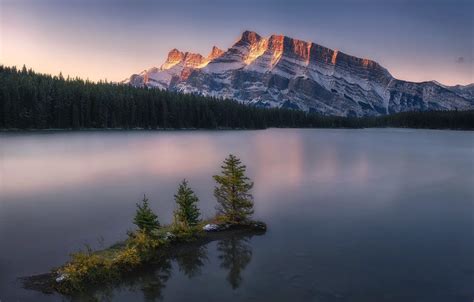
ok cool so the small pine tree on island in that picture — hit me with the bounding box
[134,194,160,234]
[173,179,201,228]
[213,154,254,224]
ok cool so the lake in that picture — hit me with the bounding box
[0,128,473,302]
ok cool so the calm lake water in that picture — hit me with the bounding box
[0,128,473,302]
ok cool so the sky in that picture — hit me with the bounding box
[1,0,472,85]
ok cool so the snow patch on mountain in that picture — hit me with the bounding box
[122,31,474,116]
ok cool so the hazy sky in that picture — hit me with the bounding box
[1,0,472,85]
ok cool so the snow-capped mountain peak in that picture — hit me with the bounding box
[123,31,474,116]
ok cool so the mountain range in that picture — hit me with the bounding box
[123,31,474,117]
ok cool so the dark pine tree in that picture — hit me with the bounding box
[213,154,254,223]
[173,179,201,228]
[133,194,160,234]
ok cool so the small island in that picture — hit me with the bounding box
[22,154,266,295]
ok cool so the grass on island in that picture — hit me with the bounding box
[52,154,266,295]
[55,219,213,294]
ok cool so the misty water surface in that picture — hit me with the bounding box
[0,129,473,301]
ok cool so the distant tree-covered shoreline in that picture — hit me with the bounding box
[1,65,473,130]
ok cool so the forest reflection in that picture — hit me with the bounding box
[72,233,257,301]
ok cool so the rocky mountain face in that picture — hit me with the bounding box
[123,31,474,116]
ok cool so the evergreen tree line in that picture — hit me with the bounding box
[1,65,472,130]
[362,110,474,130]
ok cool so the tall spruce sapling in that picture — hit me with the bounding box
[174,179,201,228]
[213,154,254,223]
[133,194,160,234]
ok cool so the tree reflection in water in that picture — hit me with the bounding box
[139,260,172,302]
[71,233,259,301]
[70,258,172,302]
[217,235,253,289]
[175,245,209,278]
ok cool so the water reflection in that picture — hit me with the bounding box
[139,263,172,302]
[72,259,172,302]
[174,245,208,278]
[69,233,258,301]
[217,236,253,289]
[0,133,221,197]
[3,129,473,302]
